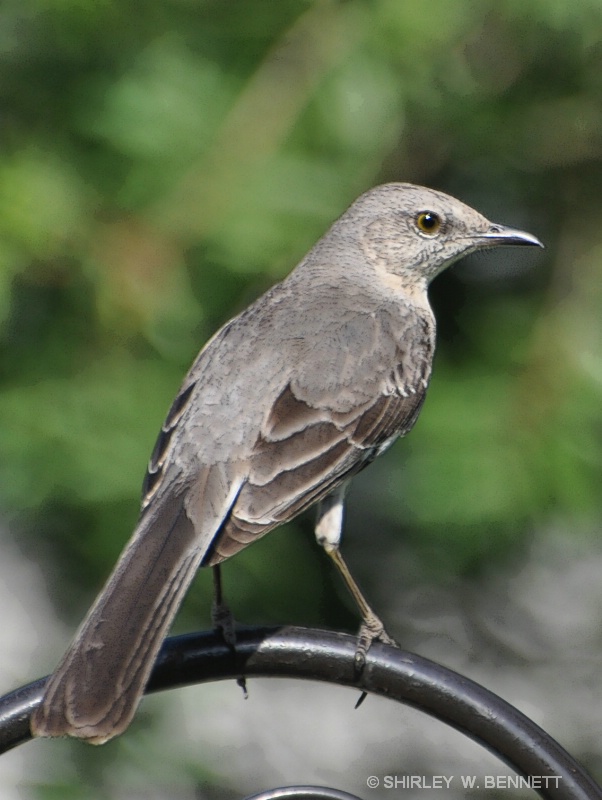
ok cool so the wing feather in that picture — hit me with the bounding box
[142,380,197,507]
[204,376,426,565]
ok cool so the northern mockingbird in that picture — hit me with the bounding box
[31,183,542,744]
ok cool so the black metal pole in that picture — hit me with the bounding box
[1,626,600,800]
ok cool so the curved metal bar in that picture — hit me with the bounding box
[1,626,600,800]
[243,786,364,800]
[0,676,46,754]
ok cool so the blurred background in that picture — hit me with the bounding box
[1,0,601,797]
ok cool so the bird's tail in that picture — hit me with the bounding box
[31,490,204,744]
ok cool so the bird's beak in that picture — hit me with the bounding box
[478,224,544,248]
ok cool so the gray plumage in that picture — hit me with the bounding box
[30,183,542,743]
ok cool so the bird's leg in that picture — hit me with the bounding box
[211,565,248,697]
[326,547,398,659]
[315,486,398,671]
[211,564,237,649]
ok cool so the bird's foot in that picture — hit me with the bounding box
[211,598,248,698]
[354,614,398,673]
[211,597,237,650]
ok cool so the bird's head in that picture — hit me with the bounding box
[340,182,542,291]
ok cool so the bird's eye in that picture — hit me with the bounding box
[415,211,442,236]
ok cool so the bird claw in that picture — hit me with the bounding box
[212,600,249,699]
[354,616,398,672]
[211,598,237,650]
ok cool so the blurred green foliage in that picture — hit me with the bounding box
[1,0,602,794]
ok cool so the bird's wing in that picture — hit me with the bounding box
[206,344,429,564]
[141,375,197,509]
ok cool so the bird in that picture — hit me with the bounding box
[30,182,542,744]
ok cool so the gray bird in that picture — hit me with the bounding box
[31,183,542,744]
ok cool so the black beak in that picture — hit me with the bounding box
[479,223,544,248]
